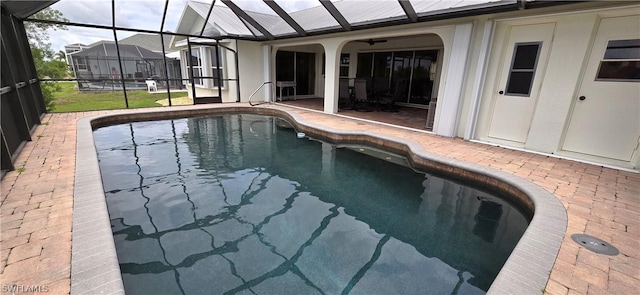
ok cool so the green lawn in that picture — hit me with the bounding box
[50,82,188,113]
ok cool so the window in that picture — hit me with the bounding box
[505,42,541,96]
[185,48,203,86]
[210,46,223,87]
[340,53,349,77]
[75,57,87,70]
[596,39,640,81]
[135,61,149,78]
[275,51,315,96]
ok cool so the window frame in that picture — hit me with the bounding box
[595,39,640,82]
[184,47,204,87]
[340,53,350,77]
[504,41,542,97]
[209,46,225,88]
[75,57,87,71]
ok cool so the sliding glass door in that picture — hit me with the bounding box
[276,51,316,96]
[356,49,439,106]
[410,50,438,105]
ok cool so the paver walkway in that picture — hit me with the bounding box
[1,104,638,294]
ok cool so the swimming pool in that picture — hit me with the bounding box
[93,113,530,294]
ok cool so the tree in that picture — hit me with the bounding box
[55,50,67,62]
[25,8,69,111]
[25,8,67,50]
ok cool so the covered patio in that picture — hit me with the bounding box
[279,97,431,131]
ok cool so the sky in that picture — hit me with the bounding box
[35,0,323,53]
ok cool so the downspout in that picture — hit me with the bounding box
[464,20,494,140]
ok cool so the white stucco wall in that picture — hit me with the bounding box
[172,1,638,169]
[472,4,639,169]
[524,13,598,153]
[236,40,266,102]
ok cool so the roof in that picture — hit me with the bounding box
[185,0,518,40]
[14,0,580,42]
[69,42,164,59]
[119,33,173,53]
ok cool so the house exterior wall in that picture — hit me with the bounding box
[266,24,455,117]
[236,40,265,103]
[173,1,638,170]
[472,4,640,169]
[181,42,233,102]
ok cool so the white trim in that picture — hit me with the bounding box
[492,3,640,23]
[434,23,473,137]
[183,47,205,87]
[358,45,444,54]
[75,57,88,70]
[464,20,494,140]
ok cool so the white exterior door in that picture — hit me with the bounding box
[487,23,555,144]
[562,15,640,162]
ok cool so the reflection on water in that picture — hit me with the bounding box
[93,114,530,295]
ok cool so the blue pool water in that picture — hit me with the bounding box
[93,114,530,295]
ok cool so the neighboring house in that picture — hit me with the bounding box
[119,33,173,53]
[119,33,184,89]
[66,40,182,90]
[64,43,90,73]
[173,0,639,171]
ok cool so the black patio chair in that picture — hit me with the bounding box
[378,79,408,112]
[339,78,354,110]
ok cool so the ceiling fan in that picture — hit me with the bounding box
[357,38,388,46]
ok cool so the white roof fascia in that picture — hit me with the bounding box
[174,37,230,48]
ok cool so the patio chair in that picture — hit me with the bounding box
[379,79,408,112]
[354,78,373,112]
[339,78,354,110]
[145,80,157,92]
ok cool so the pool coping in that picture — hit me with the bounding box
[72,104,567,295]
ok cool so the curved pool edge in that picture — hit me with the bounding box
[71,105,567,295]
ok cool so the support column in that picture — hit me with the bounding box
[322,40,342,114]
[434,23,473,137]
[262,45,272,102]
[464,20,494,140]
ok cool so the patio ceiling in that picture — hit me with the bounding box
[14,0,567,41]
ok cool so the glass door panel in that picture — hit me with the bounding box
[409,50,438,105]
[356,53,373,78]
[391,51,413,101]
[372,52,392,93]
[295,52,315,95]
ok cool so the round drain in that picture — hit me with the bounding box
[571,234,619,256]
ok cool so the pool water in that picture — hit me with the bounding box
[93,114,530,295]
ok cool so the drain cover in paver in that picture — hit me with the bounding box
[571,234,619,256]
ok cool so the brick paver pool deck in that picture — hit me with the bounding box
[1,103,638,294]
